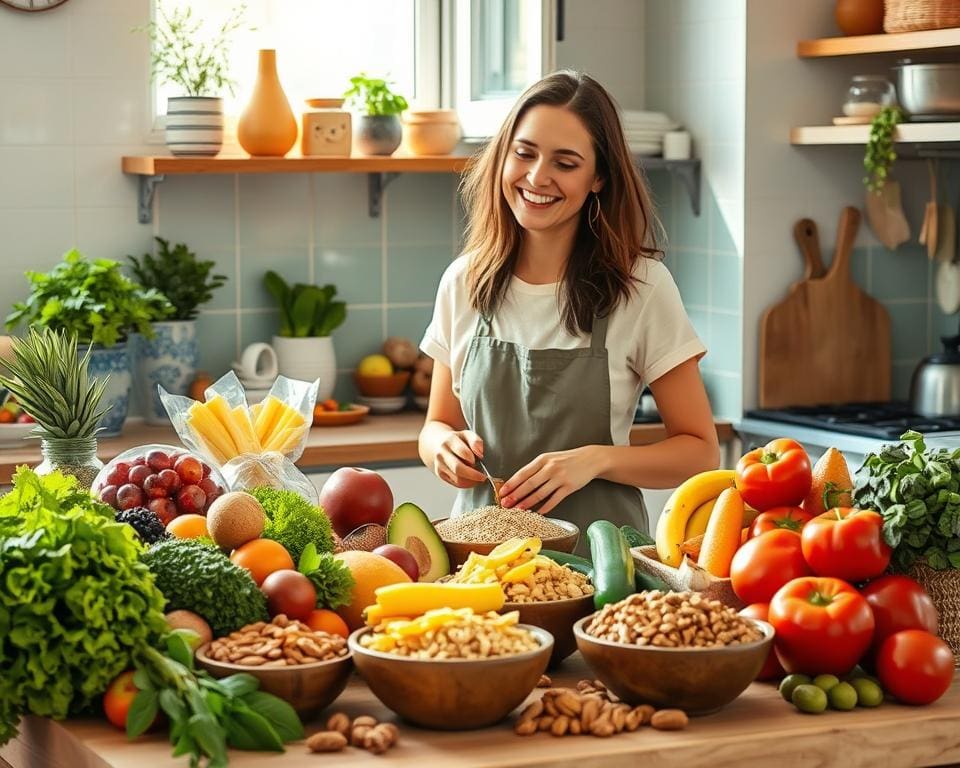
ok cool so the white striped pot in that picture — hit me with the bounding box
[165,96,224,157]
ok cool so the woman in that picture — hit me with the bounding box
[418,71,718,541]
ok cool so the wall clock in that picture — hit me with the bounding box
[0,0,70,10]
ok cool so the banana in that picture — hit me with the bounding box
[655,469,736,567]
[684,496,718,541]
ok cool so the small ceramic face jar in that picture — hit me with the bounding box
[302,98,352,156]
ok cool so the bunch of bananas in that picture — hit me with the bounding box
[654,469,737,567]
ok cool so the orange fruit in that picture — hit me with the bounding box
[698,488,744,578]
[166,514,209,539]
[230,538,295,586]
[305,609,350,639]
[333,550,412,631]
[803,447,853,518]
[0,410,13,424]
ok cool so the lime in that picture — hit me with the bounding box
[779,673,813,702]
[828,681,858,711]
[792,684,828,714]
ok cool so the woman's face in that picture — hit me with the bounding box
[501,105,602,235]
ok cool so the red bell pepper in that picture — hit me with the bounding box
[735,438,812,511]
[749,506,813,539]
[801,507,892,582]
[769,576,875,676]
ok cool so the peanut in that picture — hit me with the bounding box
[306,731,347,753]
[651,709,689,731]
[352,715,378,729]
[550,715,570,737]
[363,724,397,754]
[537,674,552,688]
[326,712,350,737]
[514,719,538,736]
[351,725,373,747]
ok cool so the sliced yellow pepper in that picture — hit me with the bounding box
[486,537,541,567]
[501,560,537,583]
[371,582,505,622]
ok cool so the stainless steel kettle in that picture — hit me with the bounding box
[911,330,960,418]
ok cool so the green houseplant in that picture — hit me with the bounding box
[5,249,172,435]
[264,270,346,400]
[128,237,228,424]
[343,73,409,156]
[864,106,903,193]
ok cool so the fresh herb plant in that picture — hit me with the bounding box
[854,430,960,571]
[128,237,228,321]
[5,249,173,347]
[343,73,409,116]
[864,106,903,193]
[263,271,346,338]
[137,2,251,97]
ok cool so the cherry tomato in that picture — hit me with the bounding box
[730,528,813,605]
[735,438,812,511]
[876,629,954,705]
[740,603,784,681]
[749,506,813,539]
[801,508,891,582]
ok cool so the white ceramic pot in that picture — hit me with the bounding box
[272,335,336,399]
[136,320,199,425]
[166,96,224,157]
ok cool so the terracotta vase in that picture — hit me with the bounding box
[834,0,884,36]
[237,49,297,157]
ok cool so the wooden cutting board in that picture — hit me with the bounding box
[759,207,891,408]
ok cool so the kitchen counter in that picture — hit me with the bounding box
[0,414,736,483]
[3,652,960,768]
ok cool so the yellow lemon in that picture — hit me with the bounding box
[357,354,394,377]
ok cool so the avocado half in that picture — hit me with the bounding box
[386,502,450,582]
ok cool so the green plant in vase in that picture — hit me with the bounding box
[129,237,228,321]
[343,73,409,155]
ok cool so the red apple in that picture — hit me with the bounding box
[103,670,139,730]
[372,544,420,581]
[319,467,394,538]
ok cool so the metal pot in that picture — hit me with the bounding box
[894,62,960,116]
[910,332,960,417]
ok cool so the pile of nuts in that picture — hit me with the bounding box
[585,591,763,649]
[504,559,594,603]
[306,712,399,755]
[515,678,688,737]
[206,614,348,666]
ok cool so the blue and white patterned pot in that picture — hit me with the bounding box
[136,320,199,425]
[85,343,132,437]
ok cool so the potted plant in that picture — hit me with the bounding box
[263,271,346,399]
[138,2,250,156]
[5,249,173,436]
[343,73,409,155]
[128,237,228,425]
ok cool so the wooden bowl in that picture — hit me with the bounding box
[195,643,353,717]
[574,616,774,715]
[348,625,553,729]
[354,371,411,398]
[436,517,579,569]
[313,403,369,426]
[504,594,595,668]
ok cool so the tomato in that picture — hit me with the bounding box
[230,539,295,586]
[260,569,318,621]
[739,603,784,681]
[801,508,891,582]
[735,438,812,511]
[306,608,350,639]
[862,575,939,650]
[876,629,954,705]
[103,670,139,730]
[730,528,813,605]
[749,506,813,539]
[769,576,875,676]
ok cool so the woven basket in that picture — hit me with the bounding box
[632,546,744,610]
[884,0,960,33]
[906,560,960,665]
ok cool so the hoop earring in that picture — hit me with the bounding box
[588,192,601,239]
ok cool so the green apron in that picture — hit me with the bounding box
[455,311,648,556]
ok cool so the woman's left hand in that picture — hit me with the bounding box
[499,446,601,515]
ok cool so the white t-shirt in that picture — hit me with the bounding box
[420,255,706,445]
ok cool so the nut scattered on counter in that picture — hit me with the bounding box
[207,614,349,666]
[586,591,762,648]
[307,713,400,755]
[514,679,688,737]
[537,674,552,688]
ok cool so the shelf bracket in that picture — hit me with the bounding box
[637,158,701,217]
[137,174,165,224]
[368,172,401,217]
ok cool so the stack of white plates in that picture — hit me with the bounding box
[621,110,680,156]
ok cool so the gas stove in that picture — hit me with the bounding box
[743,402,960,440]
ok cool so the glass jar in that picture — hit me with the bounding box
[843,75,896,118]
[35,436,103,488]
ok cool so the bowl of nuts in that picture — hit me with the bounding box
[195,615,353,716]
[348,609,553,729]
[573,591,774,715]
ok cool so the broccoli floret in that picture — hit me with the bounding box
[115,506,169,544]
[143,538,267,637]
[251,486,335,561]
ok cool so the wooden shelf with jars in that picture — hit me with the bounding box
[797,26,960,58]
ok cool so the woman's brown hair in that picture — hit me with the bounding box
[461,70,663,336]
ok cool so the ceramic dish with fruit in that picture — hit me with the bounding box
[313,398,370,426]
[0,394,37,446]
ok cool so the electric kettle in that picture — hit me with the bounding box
[910,327,960,418]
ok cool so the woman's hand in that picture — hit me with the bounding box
[499,446,602,515]
[427,428,488,489]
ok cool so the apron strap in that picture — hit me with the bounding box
[590,314,609,352]
[475,313,494,336]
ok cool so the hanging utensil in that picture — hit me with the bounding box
[865,180,910,251]
[935,162,957,263]
[921,159,939,258]
[936,182,960,315]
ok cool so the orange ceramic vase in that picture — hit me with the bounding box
[237,49,297,157]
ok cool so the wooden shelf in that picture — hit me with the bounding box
[797,27,960,57]
[121,153,472,176]
[790,121,960,145]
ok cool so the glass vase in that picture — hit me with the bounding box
[35,436,103,489]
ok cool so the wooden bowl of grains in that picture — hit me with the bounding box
[434,507,579,568]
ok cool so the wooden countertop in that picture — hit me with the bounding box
[4,652,960,768]
[0,414,736,483]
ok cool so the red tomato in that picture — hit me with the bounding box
[739,603,784,681]
[730,528,813,605]
[749,506,813,539]
[769,576,875,676]
[876,629,954,705]
[735,438,812,511]
[862,575,939,650]
[801,508,892,582]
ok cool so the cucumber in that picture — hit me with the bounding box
[620,524,655,549]
[586,520,636,609]
[540,549,593,578]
